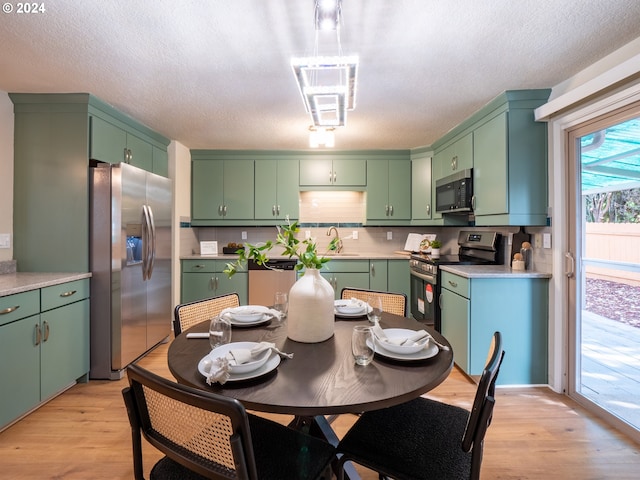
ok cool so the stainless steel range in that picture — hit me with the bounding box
[409,230,503,331]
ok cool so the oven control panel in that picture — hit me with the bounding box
[409,259,437,275]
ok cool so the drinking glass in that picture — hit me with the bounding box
[209,316,232,350]
[367,296,383,323]
[352,325,375,366]
[274,291,289,319]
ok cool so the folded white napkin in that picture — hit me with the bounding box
[372,321,428,346]
[350,298,367,310]
[186,332,209,339]
[203,342,293,385]
[220,307,283,321]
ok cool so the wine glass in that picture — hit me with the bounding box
[209,316,232,350]
[367,296,383,323]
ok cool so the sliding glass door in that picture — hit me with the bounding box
[567,103,640,440]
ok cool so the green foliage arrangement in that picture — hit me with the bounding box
[223,218,341,277]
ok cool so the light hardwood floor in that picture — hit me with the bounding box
[1,339,639,479]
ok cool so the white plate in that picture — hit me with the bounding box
[368,335,439,361]
[373,328,428,354]
[198,342,281,382]
[226,305,270,323]
[227,314,273,327]
[334,300,367,315]
[334,302,372,318]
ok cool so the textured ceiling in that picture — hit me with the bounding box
[1,0,640,150]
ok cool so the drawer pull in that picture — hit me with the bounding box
[448,280,458,288]
[59,290,77,298]
[0,305,20,315]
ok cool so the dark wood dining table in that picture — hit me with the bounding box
[167,312,453,479]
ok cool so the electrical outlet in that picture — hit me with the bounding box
[534,234,542,249]
[0,234,10,249]
[352,230,358,240]
[387,231,393,240]
[543,233,552,249]
[241,231,247,240]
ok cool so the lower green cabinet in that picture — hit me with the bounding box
[181,260,248,304]
[0,279,90,431]
[440,271,548,385]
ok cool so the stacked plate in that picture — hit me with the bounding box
[223,305,274,327]
[370,328,439,361]
[198,341,281,382]
[334,299,371,318]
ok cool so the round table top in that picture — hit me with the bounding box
[167,312,454,417]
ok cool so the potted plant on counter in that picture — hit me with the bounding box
[224,218,341,343]
[429,240,442,259]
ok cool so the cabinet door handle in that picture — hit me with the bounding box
[471,195,476,210]
[439,293,443,309]
[43,321,50,342]
[451,155,458,170]
[389,205,394,216]
[35,324,41,346]
[333,171,337,183]
[194,264,205,269]
[272,205,276,216]
[385,205,389,216]
[370,264,375,276]
[223,205,228,216]
[448,280,458,288]
[209,277,215,290]
[123,148,129,163]
[59,290,77,298]
[426,204,431,215]
[218,205,224,216]
[329,170,333,183]
[0,305,19,315]
[276,205,280,216]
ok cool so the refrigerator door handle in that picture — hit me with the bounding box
[142,205,151,281]
[147,204,157,279]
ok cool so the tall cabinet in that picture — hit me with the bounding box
[11,93,170,273]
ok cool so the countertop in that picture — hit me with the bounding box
[440,264,552,279]
[181,251,412,261]
[0,272,92,297]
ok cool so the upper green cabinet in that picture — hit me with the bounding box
[191,158,255,224]
[366,157,411,224]
[90,116,154,172]
[299,155,366,187]
[472,92,550,225]
[411,151,432,222]
[10,93,169,272]
[255,159,299,221]
[434,132,473,178]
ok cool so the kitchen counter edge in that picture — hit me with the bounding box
[440,264,552,279]
[181,252,411,261]
[0,272,92,297]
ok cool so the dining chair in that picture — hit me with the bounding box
[173,292,240,336]
[336,331,504,480]
[340,287,407,317]
[122,364,336,480]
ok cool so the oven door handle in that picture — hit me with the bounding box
[410,270,436,283]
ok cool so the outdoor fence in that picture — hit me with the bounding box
[585,223,640,286]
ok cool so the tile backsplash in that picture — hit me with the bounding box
[182,193,553,273]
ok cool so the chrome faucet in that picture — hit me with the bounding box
[326,226,343,253]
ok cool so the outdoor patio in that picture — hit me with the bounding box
[581,310,640,430]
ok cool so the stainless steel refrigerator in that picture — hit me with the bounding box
[89,162,172,379]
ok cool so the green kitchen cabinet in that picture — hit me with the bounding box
[368,260,388,291]
[434,132,473,178]
[299,156,366,187]
[89,111,160,174]
[472,91,550,225]
[181,260,248,304]
[191,159,255,224]
[319,260,370,299]
[411,152,433,221]
[152,145,169,178]
[388,259,410,308]
[10,93,170,273]
[440,270,548,385]
[255,159,299,221]
[0,279,90,431]
[366,158,411,224]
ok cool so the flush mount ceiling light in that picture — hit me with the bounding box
[309,126,335,148]
[291,0,358,131]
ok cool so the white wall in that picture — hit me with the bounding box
[168,140,191,309]
[0,92,13,262]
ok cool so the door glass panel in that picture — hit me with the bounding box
[572,113,640,432]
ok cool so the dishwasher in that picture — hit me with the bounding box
[248,259,297,306]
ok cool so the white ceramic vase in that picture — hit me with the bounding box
[430,248,440,259]
[287,268,335,343]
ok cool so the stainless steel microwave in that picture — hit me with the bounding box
[435,169,473,213]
